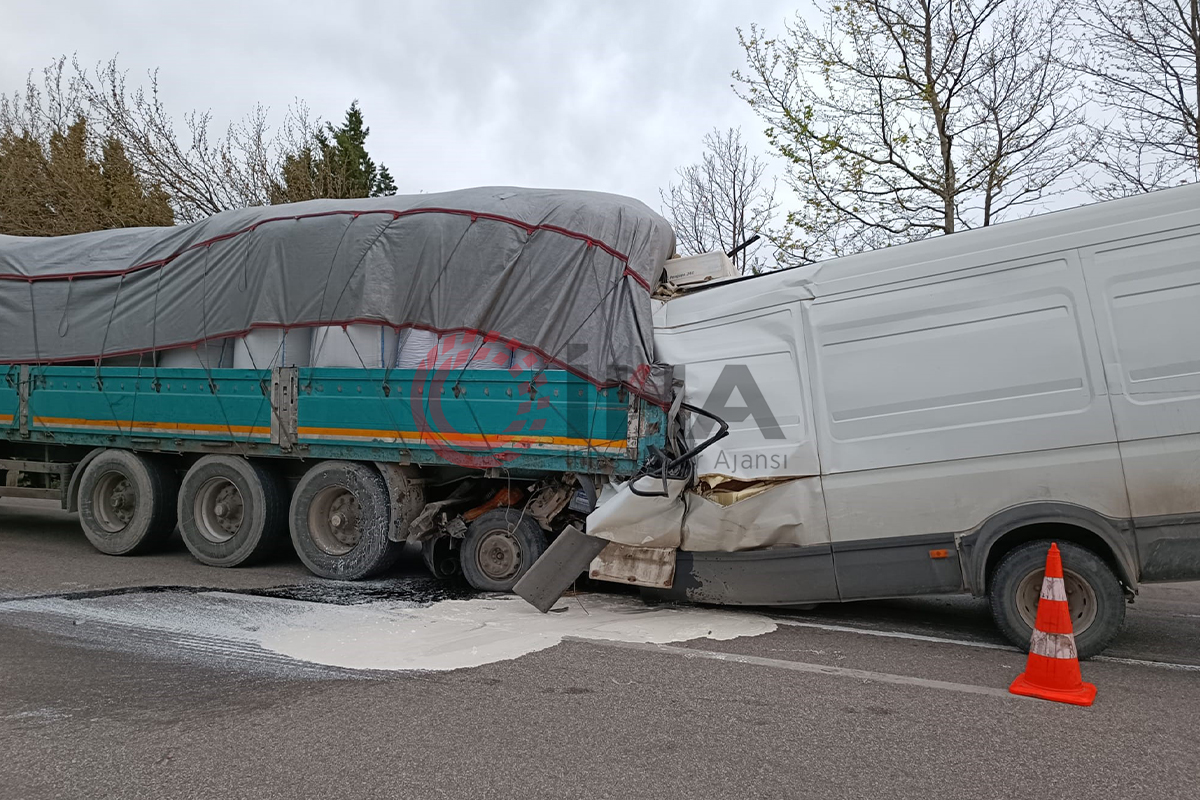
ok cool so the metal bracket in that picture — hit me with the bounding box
[270,367,298,451]
[626,399,641,458]
[374,462,427,542]
[17,365,30,439]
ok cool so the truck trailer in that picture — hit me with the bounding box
[4,184,1200,658]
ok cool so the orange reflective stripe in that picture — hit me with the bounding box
[32,416,269,436]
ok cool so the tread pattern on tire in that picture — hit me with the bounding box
[289,460,399,581]
[77,450,178,556]
[459,508,548,592]
[988,539,1126,660]
[178,455,286,568]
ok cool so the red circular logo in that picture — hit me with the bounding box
[408,330,550,468]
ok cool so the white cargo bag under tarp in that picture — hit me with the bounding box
[395,328,441,369]
[435,332,513,370]
[158,338,234,369]
[311,325,398,368]
[511,348,546,372]
[233,328,312,369]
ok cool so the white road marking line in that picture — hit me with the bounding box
[769,617,1017,651]
[1094,655,1200,672]
[769,617,1200,672]
[566,637,1021,700]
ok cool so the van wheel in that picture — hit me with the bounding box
[77,450,177,555]
[988,540,1125,659]
[289,461,399,580]
[178,456,285,567]
[459,509,547,592]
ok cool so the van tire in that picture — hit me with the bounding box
[178,456,285,567]
[459,509,547,592]
[989,539,1125,659]
[77,450,178,556]
[289,461,399,580]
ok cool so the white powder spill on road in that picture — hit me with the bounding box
[1,590,775,672]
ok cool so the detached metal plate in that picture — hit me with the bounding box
[589,542,676,589]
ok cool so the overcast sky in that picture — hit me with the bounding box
[3,0,804,209]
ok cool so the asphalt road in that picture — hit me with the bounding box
[2,498,1199,800]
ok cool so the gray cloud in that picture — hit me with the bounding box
[3,0,800,211]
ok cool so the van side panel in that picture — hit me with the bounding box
[1082,226,1200,581]
[808,250,1128,597]
[809,253,1116,473]
[654,298,821,481]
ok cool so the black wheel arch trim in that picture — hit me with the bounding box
[959,501,1138,596]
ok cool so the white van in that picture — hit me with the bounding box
[644,182,1200,658]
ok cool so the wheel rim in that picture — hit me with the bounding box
[477,529,522,581]
[307,486,360,556]
[1016,566,1099,635]
[193,477,244,544]
[92,470,136,533]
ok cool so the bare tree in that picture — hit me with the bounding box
[1,57,357,225]
[1071,0,1200,197]
[0,59,173,235]
[660,127,779,274]
[77,58,321,222]
[735,0,1087,261]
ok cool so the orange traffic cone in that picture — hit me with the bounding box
[1008,543,1097,706]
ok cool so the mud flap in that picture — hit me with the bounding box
[513,524,609,613]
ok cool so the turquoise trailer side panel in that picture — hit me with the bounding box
[5,366,664,475]
[296,368,638,471]
[1,366,18,432]
[26,368,273,444]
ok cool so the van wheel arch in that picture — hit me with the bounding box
[960,502,1138,596]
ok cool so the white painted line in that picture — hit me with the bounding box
[769,617,1200,672]
[1094,655,1200,672]
[769,617,1018,651]
[565,637,1021,700]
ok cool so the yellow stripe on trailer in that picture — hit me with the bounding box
[297,425,626,451]
[32,416,271,438]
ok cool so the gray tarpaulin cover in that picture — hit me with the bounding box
[0,187,675,402]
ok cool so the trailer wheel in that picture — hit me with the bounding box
[459,509,547,592]
[988,539,1126,659]
[178,456,285,567]
[77,450,177,556]
[289,461,399,580]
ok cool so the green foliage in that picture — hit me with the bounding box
[275,101,396,202]
[0,116,173,236]
[734,0,1086,263]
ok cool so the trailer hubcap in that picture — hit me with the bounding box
[309,487,360,556]
[1016,567,1098,636]
[93,472,135,533]
[478,530,522,581]
[194,477,244,544]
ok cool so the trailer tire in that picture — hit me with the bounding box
[178,456,286,567]
[459,509,547,592]
[77,450,178,556]
[989,539,1125,660]
[289,461,399,580]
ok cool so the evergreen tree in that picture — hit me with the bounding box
[374,164,397,197]
[275,101,395,201]
[0,116,172,236]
